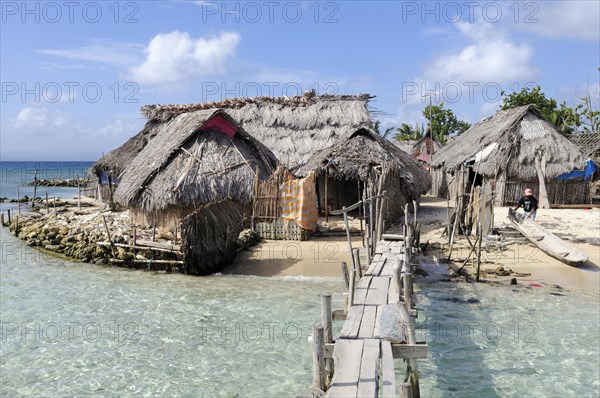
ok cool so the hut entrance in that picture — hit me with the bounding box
[318,177,361,216]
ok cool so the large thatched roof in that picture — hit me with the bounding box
[139,93,373,168]
[114,109,277,212]
[431,105,587,180]
[295,128,431,198]
[91,120,161,176]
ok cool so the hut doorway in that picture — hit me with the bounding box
[318,177,360,214]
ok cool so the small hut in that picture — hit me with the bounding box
[113,109,277,275]
[412,133,442,166]
[430,105,591,206]
[295,128,432,224]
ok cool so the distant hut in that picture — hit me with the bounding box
[90,120,161,202]
[114,109,277,275]
[295,128,432,223]
[431,105,591,206]
[393,133,442,166]
[412,132,442,166]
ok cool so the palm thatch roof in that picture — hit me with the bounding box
[90,120,161,176]
[295,128,431,199]
[140,93,373,168]
[431,105,587,180]
[113,109,277,213]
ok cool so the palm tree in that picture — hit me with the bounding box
[373,120,396,139]
[394,123,423,141]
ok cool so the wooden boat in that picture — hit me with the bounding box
[507,209,589,266]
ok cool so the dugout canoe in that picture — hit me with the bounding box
[507,209,589,266]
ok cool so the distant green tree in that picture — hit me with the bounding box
[500,85,583,135]
[423,103,470,144]
[393,123,423,141]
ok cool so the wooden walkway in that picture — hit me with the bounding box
[307,235,428,398]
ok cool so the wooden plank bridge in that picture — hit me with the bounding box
[304,201,428,398]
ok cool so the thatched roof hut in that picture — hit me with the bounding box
[140,93,373,168]
[296,128,431,222]
[431,105,590,205]
[113,109,277,275]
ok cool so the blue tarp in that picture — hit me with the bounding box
[556,159,597,180]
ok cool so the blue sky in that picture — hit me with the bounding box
[1,0,598,160]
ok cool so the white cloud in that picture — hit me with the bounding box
[11,107,71,130]
[422,21,538,84]
[97,118,145,138]
[515,1,599,41]
[38,41,143,67]
[129,31,241,85]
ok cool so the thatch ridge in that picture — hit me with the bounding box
[431,105,587,179]
[296,127,431,199]
[114,109,277,212]
[137,93,373,168]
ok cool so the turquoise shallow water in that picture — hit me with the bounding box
[1,226,599,397]
[416,282,600,397]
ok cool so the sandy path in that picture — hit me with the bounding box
[224,196,599,293]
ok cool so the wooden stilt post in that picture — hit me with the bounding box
[310,324,327,394]
[353,247,362,278]
[348,265,356,309]
[77,176,81,210]
[324,171,329,223]
[32,170,38,208]
[45,191,49,213]
[399,303,420,397]
[7,209,11,225]
[102,215,116,258]
[393,257,403,301]
[1,213,4,227]
[377,192,386,242]
[402,259,413,310]
[342,206,355,271]
[400,382,413,398]
[340,261,349,290]
[476,220,483,282]
[16,187,21,215]
[368,197,374,257]
[320,293,334,385]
